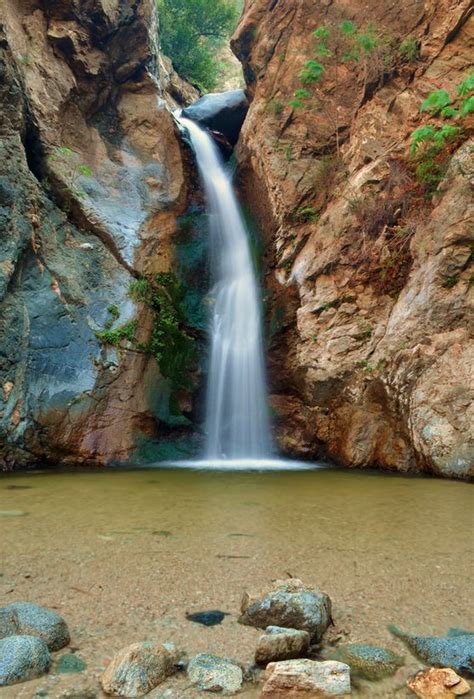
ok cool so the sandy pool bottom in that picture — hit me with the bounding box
[0,467,473,698]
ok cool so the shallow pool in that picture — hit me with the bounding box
[1,466,473,697]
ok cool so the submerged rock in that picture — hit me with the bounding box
[407,667,471,698]
[100,641,179,697]
[327,643,404,680]
[182,90,249,145]
[187,653,243,694]
[0,635,50,686]
[239,578,332,642]
[0,602,70,651]
[261,658,351,697]
[186,610,229,627]
[255,626,310,666]
[389,626,474,676]
[55,653,87,674]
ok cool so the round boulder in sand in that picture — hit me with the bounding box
[0,635,51,686]
[255,626,310,666]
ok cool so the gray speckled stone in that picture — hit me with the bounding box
[240,578,332,642]
[327,643,404,680]
[187,653,243,695]
[389,625,474,676]
[101,641,179,697]
[1,602,70,651]
[0,635,51,686]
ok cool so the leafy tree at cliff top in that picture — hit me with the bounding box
[157,0,239,91]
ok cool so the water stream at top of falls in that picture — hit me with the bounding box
[178,116,272,461]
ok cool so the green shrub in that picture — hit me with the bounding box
[293,205,319,223]
[48,146,93,200]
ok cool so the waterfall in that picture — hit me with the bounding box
[178,117,272,461]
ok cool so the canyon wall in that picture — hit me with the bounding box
[233,0,473,478]
[0,0,202,468]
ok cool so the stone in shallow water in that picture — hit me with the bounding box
[327,643,404,680]
[389,625,474,676]
[0,635,51,686]
[100,641,179,697]
[56,653,87,674]
[239,578,332,642]
[186,610,229,626]
[407,667,471,697]
[187,653,243,694]
[0,602,70,651]
[255,626,310,666]
[261,658,351,697]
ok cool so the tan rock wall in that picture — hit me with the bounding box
[234,0,473,477]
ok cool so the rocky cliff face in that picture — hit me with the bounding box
[0,0,202,468]
[233,0,473,478]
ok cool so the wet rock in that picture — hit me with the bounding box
[389,626,474,676]
[182,90,249,145]
[186,610,229,626]
[187,653,243,695]
[261,659,351,697]
[407,667,471,697]
[239,578,332,642]
[255,626,311,666]
[0,602,70,651]
[326,643,404,680]
[0,635,51,686]
[100,641,179,697]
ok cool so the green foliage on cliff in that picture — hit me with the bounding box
[129,273,197,391]
[157,0,239,91]
[410,74,473,192]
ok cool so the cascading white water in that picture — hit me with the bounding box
[178,116,272,460]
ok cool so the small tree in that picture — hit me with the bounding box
[157,0,239,91]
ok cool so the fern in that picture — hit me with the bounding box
[300,60,324,84]
[410,125,436,154]
[458,74,474,97]
[461,95,474,116]
[420,89,451,115]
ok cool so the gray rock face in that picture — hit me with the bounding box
[187,653,243,695]
[182,90,249,145]
[100,641,179,697]
[389,626,474,676]
[327,643,404,680]
[262,659,351,697]
[0,602,70,651]
[255,626,311,666]
[239,579,332,642]
[0,635,51,686]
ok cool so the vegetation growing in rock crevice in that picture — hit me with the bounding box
[48,147,93,200]
[96,273,197,396]
[409,75,474,193]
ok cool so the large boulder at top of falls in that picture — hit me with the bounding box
[239,578,332,642]
[182,90,249,145]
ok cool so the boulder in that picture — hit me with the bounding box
[239,579,332,642]
[255,626,311,666]
[326,643,404,680]
[0,635,51,686]
[100,641,179,697]
[407,667,471,698]
[187,653,243,695]
[0,602,70,651]
[389,626,474,675]
[261,659,351,697]
[182,90,249,145]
